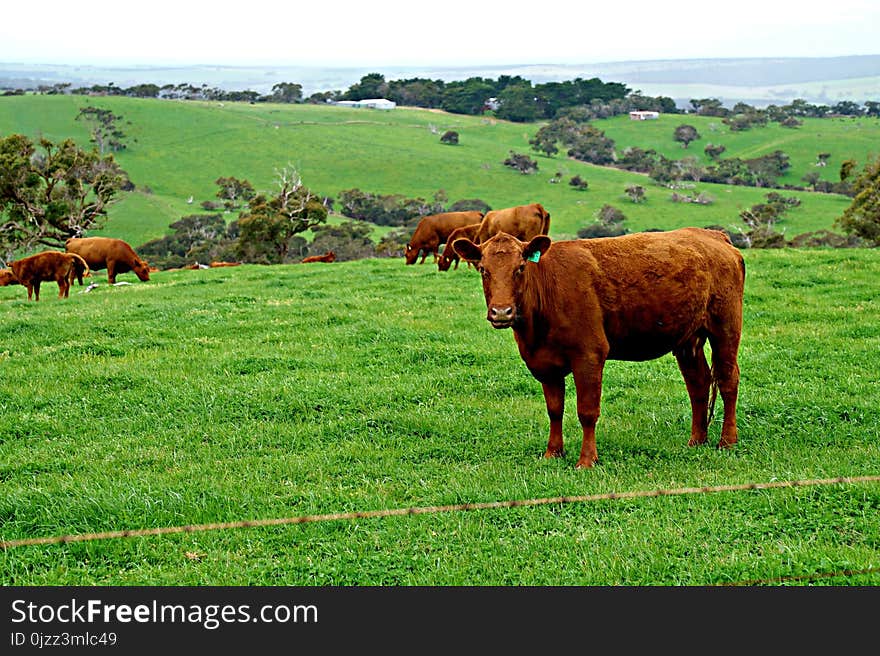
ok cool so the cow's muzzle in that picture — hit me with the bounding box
[488,306,514,329]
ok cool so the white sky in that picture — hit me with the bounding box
[2,0,879,66]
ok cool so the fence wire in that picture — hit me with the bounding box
[3,475,878,555]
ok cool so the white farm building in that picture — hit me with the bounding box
[332,98,397,110]
[629,110,660,120]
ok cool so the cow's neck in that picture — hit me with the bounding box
[513,265,553,346]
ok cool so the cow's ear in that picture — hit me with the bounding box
[523,236,551,263]
[453,238,482,263]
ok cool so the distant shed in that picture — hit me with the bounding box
[333,98,397,110]
[629,110,660,120]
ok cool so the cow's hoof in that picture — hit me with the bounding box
[575,457,597,469]
[543,448,565,459]
[688,436,708,447]
[716,438,737,450]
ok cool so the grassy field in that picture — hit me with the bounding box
[0,95,870,250]
[1,249,878,585]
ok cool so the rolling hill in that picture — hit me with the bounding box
[0,93,876,251]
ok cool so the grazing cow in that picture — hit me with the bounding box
[9,251,90,301]
[405,211,484,265]
[475,203,550,244]
[65,237,151,284]
[437,223,481,271]
[453,228,745,469]
[301,251,336,263]
[0,269,20,286]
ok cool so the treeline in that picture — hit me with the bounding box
[9,74,879,122]
[9,74,675,122]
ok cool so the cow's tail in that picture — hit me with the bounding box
[707,364,719,425]
[69,253,90,285]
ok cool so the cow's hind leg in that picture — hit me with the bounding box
[674,335,711,446]
[571,357,605,469]
[708,334,740,449]
[541,377,566,459]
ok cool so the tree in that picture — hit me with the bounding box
[235,166,328,263]
[440,130,459,145]
[577,204,628,238]
[569,175,589,191]
[270,82,303,104]
[215,176,256,211]
[76,106,128,153]
[343,73,387,101]
[835,155,880,246]
[704,143,726,160]
[673,124,701,148]
[625,185,645,203]
[0,134,127,260]
[503,151,539,175]
[494,82,539,122]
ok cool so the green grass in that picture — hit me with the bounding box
[1,249,878,585]
[0,95,871,248]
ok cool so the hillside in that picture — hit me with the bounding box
[0,94,874,250]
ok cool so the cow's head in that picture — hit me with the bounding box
[404,243,419,265]
[0,268,20,286]
[436,250,456,272]
[454,232,551,329]
[132,258,151,281]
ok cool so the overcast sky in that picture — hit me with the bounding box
[3,0,879,67]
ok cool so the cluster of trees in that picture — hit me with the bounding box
[137,166,329,267]
[689,97,880,120]
[0,133,129,261]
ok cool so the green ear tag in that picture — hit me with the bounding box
[527,251,541,263]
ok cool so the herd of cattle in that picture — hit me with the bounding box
[0,237,151,301]
[1,202,746,468]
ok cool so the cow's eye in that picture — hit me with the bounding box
[517,263,525,274]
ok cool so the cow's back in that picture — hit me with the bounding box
[539,228,743,361]
[413,211,483,245]
[477,203,550,243]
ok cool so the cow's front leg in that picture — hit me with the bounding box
[541,377,565,459]
[572,358,605,468]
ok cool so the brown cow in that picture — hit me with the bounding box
[453,228,744,469]
[65,237,151,284]
[475,203,550,244]
[301,251,336,263]
[9,251,90,301]
[0,269,20,286]
[437,223,481,271]
[405,211,484,265]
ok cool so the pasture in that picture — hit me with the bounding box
[0,95,870,249]
[1,249,878,585]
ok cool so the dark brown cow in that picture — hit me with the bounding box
[405,211,484,265]
[0,269,20,286]
[453,228,745,469]
[437,223,481,271]
[65,237,150,284]
[9,251,90,301]
[475,203,550,244]
[301,251,336,263]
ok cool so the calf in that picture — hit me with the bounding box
[301,251,336,263]
[453,228,745,468]
[437,223,480,271]
[9,251,90,301]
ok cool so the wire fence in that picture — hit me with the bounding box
[3,474,878,582]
